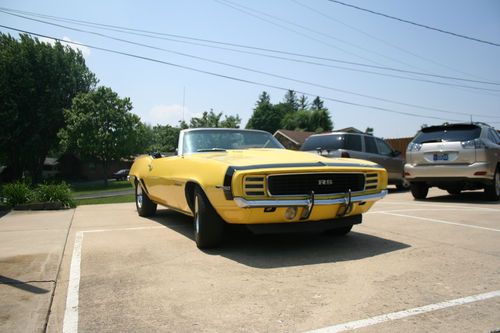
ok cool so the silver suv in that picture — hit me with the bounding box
[405,123,500,200]
[301,132,407,190]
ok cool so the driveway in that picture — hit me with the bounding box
[1,189,499,332]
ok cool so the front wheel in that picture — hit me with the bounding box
[135,182,157,217]
[410,182,428,200]
[193,187,225,249]
[484,168,500,201]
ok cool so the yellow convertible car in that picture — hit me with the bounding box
[129,128,387,248]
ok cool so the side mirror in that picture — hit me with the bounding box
[392,150,401,157]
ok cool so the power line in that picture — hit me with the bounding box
[291,0,491,81]
[2,10,500,98]
[1,6,498,87]
[0,24,472,123]
[3,10,500,117]
[213,0,384,66]
[326,0,500,47]
[216,0,429,71]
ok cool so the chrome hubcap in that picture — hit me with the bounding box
[136,185,143,209]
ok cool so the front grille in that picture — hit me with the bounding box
[365,173,378,190]
[243,175,265,196]
[267,173,365,196]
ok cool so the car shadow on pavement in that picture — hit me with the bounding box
[418,191,500,205]
[147,209,411,269]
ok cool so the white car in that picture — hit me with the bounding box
[405,122,500,200]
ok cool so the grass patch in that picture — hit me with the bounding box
[75,194,135,206]
[71,181,132,196]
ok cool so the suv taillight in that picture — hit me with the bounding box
[407,143,422,152]
[461,139,485,149]
[341,151,350,158]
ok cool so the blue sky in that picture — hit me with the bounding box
[1,0,499,138]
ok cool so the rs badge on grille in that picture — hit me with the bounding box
[318,179,333,185]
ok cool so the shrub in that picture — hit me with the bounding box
[34,182,76,208]
[2,182,32,206]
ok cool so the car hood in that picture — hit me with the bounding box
[184,148,379,168]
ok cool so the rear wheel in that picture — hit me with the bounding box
[396,179,410,191]
[484,168,500,201]
[135,182,157,217]
[193,187,225,248]
[410,182,428,200]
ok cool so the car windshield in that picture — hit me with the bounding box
[183,129,284,154]
[413,124,481,144]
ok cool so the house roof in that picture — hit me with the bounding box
[333,127,365,134]
[274,129,315,145]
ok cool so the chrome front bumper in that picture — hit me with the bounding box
[234,190,387,208]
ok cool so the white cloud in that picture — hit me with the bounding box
[39,36,91,58]
[140,104,198,127]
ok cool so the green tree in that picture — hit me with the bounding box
[189,109,241,128]
[281,96,333,132]
[0,33,97,182]
[246,91,285,134]
[59,86,144,185]
[365,127,374,135]
[310,96,324,110]
[148,125,181,153]
[298,95,309,110]
[283,90,299,112]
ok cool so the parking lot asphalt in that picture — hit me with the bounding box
[1,188,499,333]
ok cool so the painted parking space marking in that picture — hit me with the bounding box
[63,226,165,333]
[368,208,477,214]
[376,201,500,212]
[374,211,500,232]
[307,290,500,333]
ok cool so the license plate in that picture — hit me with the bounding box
[433,153,448,161]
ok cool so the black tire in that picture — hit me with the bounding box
[484,168,500,201]
[326,225,353,236]
[396,179,410,191]
[410,182,428,200]
[447,188,462,195]
[135,181,157,217]
[193,187,225,249]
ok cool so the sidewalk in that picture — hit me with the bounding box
[0,209,74,333]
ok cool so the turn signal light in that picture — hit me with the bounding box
[285,207,297,220]
[474,171,487,176]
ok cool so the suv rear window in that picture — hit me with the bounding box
[301,134,362,151]
[413,124,481,144]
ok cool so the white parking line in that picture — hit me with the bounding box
[63,226,165,333]
[377,201,500,212]
[375,211,500,232]
[62,231,83,333]
[307,290,500,333]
